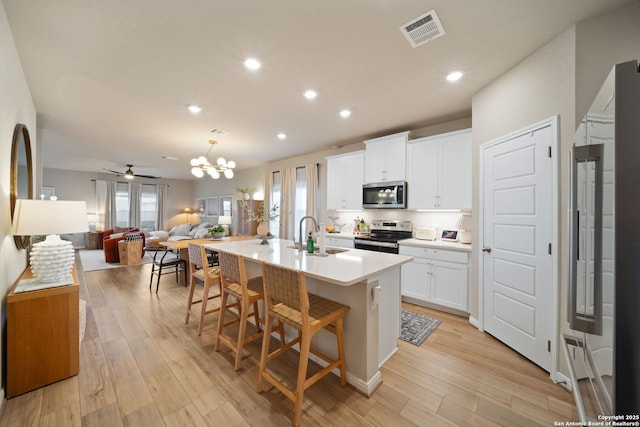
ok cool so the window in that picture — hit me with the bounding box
[270,166,316,241]
[115,182,129,227]
[114,183,159,229]
[140,184,157,229]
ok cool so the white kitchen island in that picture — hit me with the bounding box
[203,238,412,396]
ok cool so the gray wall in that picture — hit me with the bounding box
[471,1,640,375]
[42,169,196,230]
[0,2,37,399]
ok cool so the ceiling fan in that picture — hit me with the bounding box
[103,164,161,180]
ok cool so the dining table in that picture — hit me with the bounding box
[160,235,255,283]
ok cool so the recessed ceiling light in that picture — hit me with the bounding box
[187,105,202,114]
[277,133,287,140]
[339,109,351,118]
[446,71,463,82]
[244,57,261,71]
[304,90,317,100]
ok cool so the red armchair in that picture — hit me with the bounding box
[103,229,146,263]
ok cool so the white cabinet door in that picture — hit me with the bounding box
[407,139,438,209]
[364,131,408,183]
[439,131,471,210]
[406,129,471,210]
[430,259,468,311]
[401,258,429,300]
[327,151,364,210]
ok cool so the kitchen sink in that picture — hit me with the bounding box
[287,245,348,255]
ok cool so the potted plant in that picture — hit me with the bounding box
[235,186,256,200]
[240,201,279,236]
[207,225,226,239]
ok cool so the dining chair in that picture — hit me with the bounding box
[214,251,284,370]
[257,261,350,427]
[185,243,221,335]
[146,246,186,293]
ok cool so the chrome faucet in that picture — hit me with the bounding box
[298,216,318,252]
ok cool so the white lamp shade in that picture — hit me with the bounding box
[217,215,232,225]
[12,200,89,236]
[86,214,99,224]
[456,214,472,231]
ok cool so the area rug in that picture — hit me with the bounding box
[78,249,152,272]
[400,309,441,346]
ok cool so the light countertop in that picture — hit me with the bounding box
[203,238,412,286]
[399,238,472,253]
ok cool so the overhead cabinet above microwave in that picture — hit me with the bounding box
[406,128,471,210]
[364,131,409,183]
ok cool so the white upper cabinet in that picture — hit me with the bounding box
[363,131,409,183]
[407,129,471,210]
[326,150,364,210]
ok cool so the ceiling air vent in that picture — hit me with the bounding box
[400,9,445,48]
[210,128,229,136]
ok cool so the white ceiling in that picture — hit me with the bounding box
[3,0,634,180]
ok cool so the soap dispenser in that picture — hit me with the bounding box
[307,232,314,254]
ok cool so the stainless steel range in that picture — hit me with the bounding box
[353,220,412,254]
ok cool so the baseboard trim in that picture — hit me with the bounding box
[0,388,5,420]
[468,316,480,330]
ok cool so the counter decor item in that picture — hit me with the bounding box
[456,213,472,244]
[208,225,226,239]
[12,200,89,284]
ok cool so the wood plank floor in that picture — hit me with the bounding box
[1,256,576,426]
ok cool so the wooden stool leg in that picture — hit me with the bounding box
[252,301,261,332]
[234,299,249,370]
[336,318,347,386]
[257,313,274,393]
[214,290,230,352]
[197,280,211,336]
[293,333,311,427]
[185,276,197,324]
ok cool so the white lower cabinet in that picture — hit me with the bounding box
[325,236,354,249]
[399,245,469,312]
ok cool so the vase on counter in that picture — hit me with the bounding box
[257,222,269,236]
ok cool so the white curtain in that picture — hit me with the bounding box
[262,172,273,234]
[278,167,296,240]
[305,163,319,231]
[156,184,169,230]
[95,180,117,230]
[129,182,142,228]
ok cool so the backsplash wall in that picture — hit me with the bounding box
[325,209,469,236]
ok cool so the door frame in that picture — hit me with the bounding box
[478,115,560,381]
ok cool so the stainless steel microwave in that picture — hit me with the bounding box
[362,181,407,209]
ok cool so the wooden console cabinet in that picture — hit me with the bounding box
[6,266,79,398]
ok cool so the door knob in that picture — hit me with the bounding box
[482,246,492,253]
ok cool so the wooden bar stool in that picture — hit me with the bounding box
[214,251,283,370]
[185,243,221,335]
[257,262,350,427]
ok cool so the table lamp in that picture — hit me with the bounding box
[182,207,193,224]
[12,200,89,283]
[218,215,232,235]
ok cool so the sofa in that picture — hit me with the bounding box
[146,222,218,247]
[102,228,146,263]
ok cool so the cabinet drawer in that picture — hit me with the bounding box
[399,245,468,264]
[326,237,354,249]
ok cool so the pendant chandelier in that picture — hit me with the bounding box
[190,140,235,179]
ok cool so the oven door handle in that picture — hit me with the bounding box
[355,240,398,248]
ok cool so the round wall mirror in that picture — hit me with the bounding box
[10,123,34,249]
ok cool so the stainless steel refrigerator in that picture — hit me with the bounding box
[564,59,640,419]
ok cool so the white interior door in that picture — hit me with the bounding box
[482,123,555,371]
